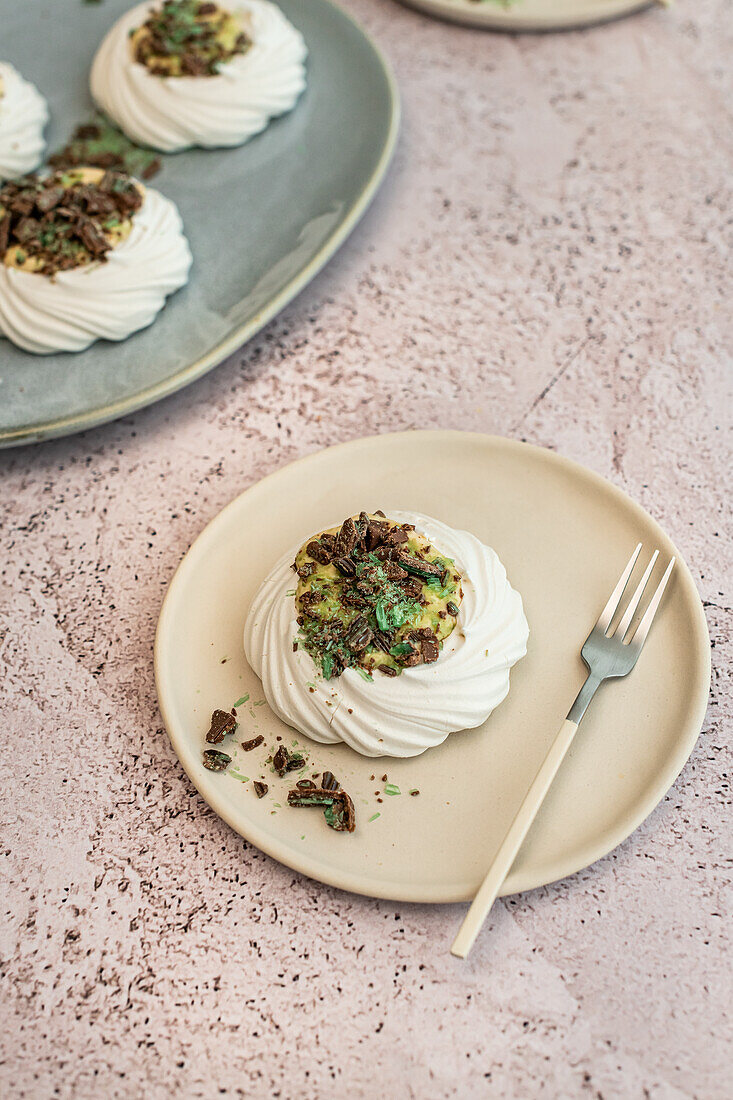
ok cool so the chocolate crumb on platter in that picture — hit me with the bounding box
[240,734,264,751]
[49,115,161,179]
[253,780,268,798]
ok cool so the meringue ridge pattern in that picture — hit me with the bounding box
[90,0,308,152]
[244,511,530,758]
[0,62,49,181]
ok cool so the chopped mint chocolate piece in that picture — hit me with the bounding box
[202,749,231,771]
[205,708,237,744]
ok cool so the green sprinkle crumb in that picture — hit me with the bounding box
[233,694,249,707]
[384,783,401,796]
[369,812,381,822]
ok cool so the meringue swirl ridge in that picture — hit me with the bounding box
[0,62,49,180]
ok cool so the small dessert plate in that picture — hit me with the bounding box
[394,0,658,33]
[155,432,710,903]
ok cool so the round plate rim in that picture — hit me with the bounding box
[154,430,711,903]
[0,0,401,449]
[393,0,656,33]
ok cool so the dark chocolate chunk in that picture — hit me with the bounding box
[272,745,290,776]
[287,786,356,833]
[324,790,356,832]
[241,734,265,751]
[335,516,359,556]
[346,615,373,653]
[446,601,459,616]
[287,787,337,808]
[202,749,231,772]
[253,781,268,798]
[398,555,444,579]
[321,771,340,791]
[306,540,333,565]
[205,708,237,744]
[334,556,357,577]
[383,527,409,548]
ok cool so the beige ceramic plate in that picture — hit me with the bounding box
[396,0,657,32]
[155,432,710,903]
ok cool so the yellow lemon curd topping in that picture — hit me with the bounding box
[130,0,251,77]
[293,512,464,680]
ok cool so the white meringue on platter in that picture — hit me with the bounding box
[0,62,49,180]
[244,511,529,759]
[90,0,307,153]
[0,170,192,355]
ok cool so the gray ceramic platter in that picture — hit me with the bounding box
[0,0,399,447]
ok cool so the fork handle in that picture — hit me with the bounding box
[451,717,581,959]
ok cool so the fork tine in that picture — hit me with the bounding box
[596,543,642,633]
[629,557,675,648]
[616,550,659,641]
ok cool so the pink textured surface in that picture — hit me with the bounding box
[1,1,731,1097]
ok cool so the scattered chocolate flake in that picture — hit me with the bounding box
[202,749,231,771]
[205,708,237,744]
[446,601,459,616]
[253,781,268,798]
[287,786,356,833]
[272,745,290,777]
[272,744,305,776]
[381,774,388,782]
[48,115,161,180]
[321,771,340,791]
[240,734,264,751]
[410,789,420,796]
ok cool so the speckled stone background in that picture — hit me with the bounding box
[1,1,731,1097]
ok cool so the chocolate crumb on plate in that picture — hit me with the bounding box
[253,781,268,798]
[241,734,264,751]
[202,749,231,771]
[287,786,356,833]
[205,708,237,744]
